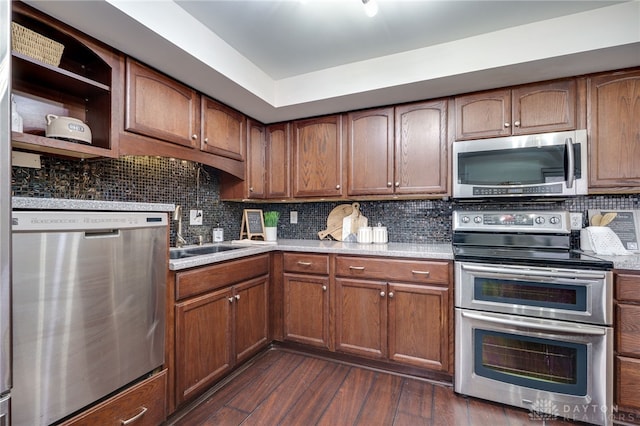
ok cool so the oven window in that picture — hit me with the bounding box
[457,144,581,185]
[474,278,587,311]
[474,329,587,395]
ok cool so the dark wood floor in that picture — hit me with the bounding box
[168,349,577,426]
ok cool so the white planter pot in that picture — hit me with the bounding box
[265,227,277,241]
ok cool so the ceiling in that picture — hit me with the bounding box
[24,0,640,124]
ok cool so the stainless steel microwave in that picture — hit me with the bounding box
[452,129,588,199]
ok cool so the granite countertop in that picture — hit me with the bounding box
[12,197,175,212]
[169,239,454,271]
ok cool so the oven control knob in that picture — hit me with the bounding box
[549,216,560,225]
[461,216,470,224]
[535,216,545,224]
[474,216,482,224]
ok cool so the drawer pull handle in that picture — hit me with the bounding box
[412,270,430,277]
[121,407,148,425]
[349,266,365,271]
[297,261,312,266]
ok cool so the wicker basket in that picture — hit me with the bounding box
[11,22,64,67]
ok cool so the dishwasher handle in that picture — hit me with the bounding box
[84,229,121,238]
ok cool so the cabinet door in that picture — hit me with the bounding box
[283,273,330,349]
[454,89,511,140]
[512,80,576,135]
[347,108,394,196]
[395,100,448,194]
[201,96,246,160]
[616,356,640,412]
[246,119,266,199]
[292,115,343,198]
[175,288,233,405]
[266,123,291,199]
[335,278,387,360]
[388,283,449,371]
[234,276,269,364]
[588,70,640,189]
[125,59,199,148]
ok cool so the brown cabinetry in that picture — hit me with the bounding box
[266,123,291,199]
[200,96,246,161]
[615,272,640,416]
[125,58,199,148]
[60,370,167,426]
[282,253,331,349]
[173,255,269,406]
[292,115,344,198]
[334,256,452,372]
[347,101,448,196]
[588,69,640,191]
[11,2,122,159]
[454,79,577,140]
[245,119,267,199]
[615,272,640,415]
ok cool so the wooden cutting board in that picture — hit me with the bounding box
[317,203,353,240]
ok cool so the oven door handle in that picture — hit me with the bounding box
[461,311,607,336]
[460,263,606,280]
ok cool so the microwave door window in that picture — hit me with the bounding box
[458,145,569,186]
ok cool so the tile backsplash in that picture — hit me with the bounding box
[12,155,640,246]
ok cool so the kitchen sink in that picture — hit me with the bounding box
[169,244,243,259]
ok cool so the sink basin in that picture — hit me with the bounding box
[169,245,242,259]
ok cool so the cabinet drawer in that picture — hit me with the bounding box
[61,370,167,426]
[616,356,640,411]
[176,254,269,300]
[283,253,329,275]
[335,256,450,284]
[617,273,640,303]
[618,303,640,356]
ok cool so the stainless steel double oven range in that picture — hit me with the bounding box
[453,210,614,426]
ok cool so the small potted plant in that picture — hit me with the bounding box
[263,211,280,241]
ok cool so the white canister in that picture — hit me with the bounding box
[357,226,372,244]
[213,227,224,242]
[372,223,388,244]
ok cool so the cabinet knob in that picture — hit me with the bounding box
[395,182,399,187]
[249,187,254,192]
[322,285,327,291]
[228,297,234,303]
[504,123,510,128]
[388,292,394,298]
[192,134,198,140]
[387,182,392,187]
[235,294,240,300]
[380,291,386,297]
[514,121,521,127]
[335,184,341,190]
[205,137,209,143]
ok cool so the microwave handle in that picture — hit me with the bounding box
[566,137,575,188]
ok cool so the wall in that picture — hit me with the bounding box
[12,155,640,247]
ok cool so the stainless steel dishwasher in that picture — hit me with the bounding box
[11,210,167,426]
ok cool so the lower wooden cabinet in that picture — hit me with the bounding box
[282,253,331,349]
[60,370,167,426]
[615,272,640,418]
[173,255,269,407]
[334,255,452,373]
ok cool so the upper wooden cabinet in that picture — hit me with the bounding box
[11,2,122,159]
[454,79,577,140]
[588,69,640,192]
[200,97,246,161]
[245,119,267,199]
[292,115,344,198]
[125,58,199,148]
[266,123,291,199]
[347,101,448,196]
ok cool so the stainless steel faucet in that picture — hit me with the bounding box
[173,205,187,248]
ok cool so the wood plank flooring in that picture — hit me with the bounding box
[168,349,577,426]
